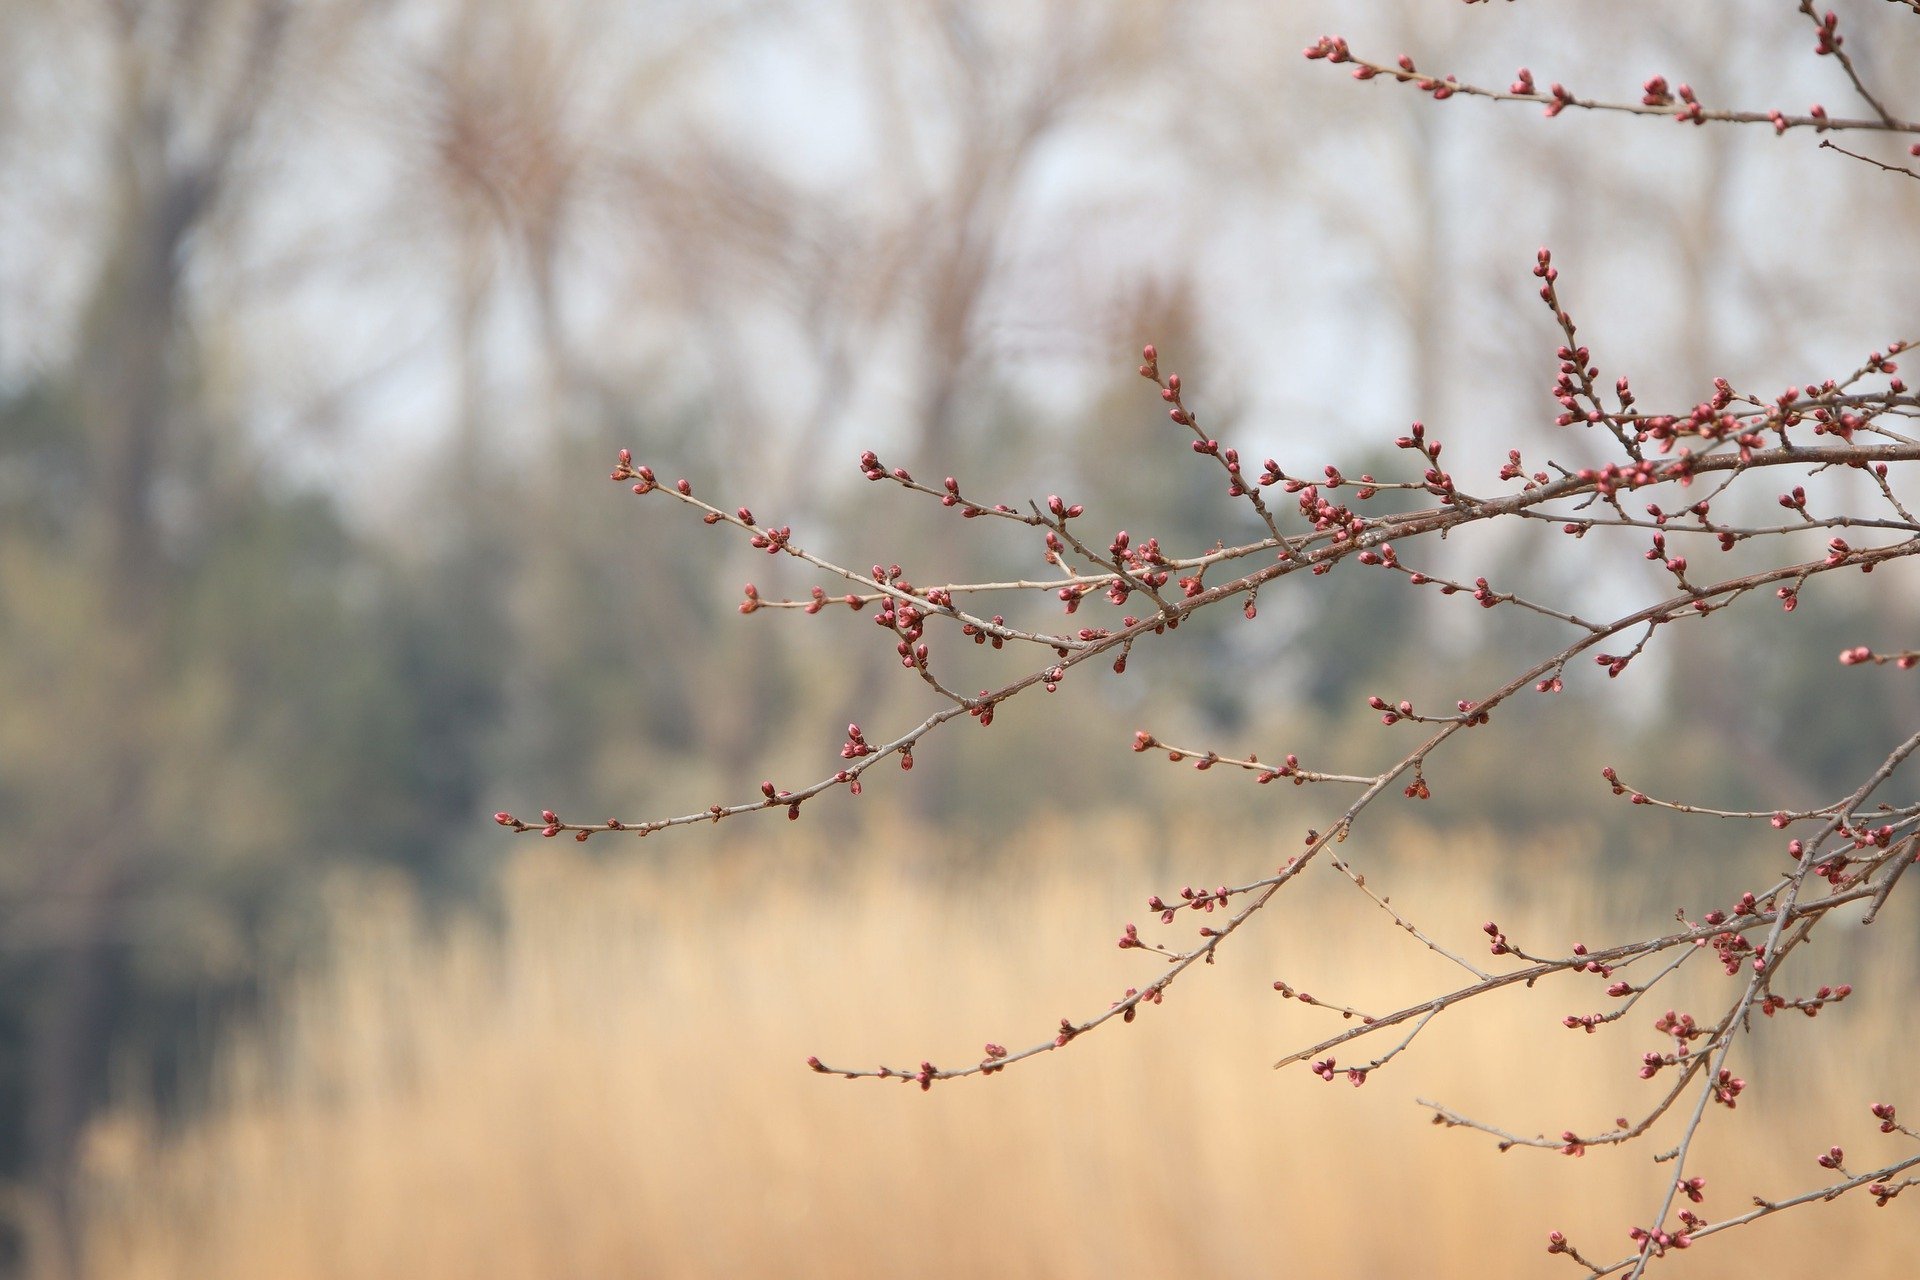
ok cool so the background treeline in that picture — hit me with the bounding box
[2,1,1918,1273]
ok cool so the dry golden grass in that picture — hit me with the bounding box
[68,817,1918,1278]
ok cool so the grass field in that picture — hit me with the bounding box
[65,816,1919,1277]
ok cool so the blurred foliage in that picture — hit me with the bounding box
[0,385,488,1163]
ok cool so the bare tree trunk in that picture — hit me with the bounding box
[27,83,194,1272]
[23,3,297,1260]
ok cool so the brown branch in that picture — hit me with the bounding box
[1800,1,1902,129]
[1818,137,1920,179]
[1304,39,1920,136]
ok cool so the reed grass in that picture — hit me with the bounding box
[68,816,1918,1277]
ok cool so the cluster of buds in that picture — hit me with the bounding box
[1673,82,1705,125]
[1255,754,1303,784]
[746,521,792,554]
[1302,35,1352,65]
[1112,986,1161,1025]
[1569,942,1613,979]
[1627,1224,1692,1256]
[1653,1008,1705,1048]
[1309,1055,1364,1086]
[1709,929,1758,977]
[1812,9,1843,56]
[1392,420,1460,504]
[1840,645,1920,669]
[1139,883,1232,926]
[1759,983,1853,1018]
[1368,695,1414,725]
